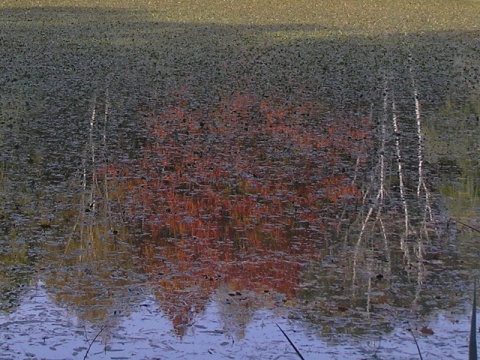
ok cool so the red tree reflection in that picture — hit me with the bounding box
[103,90,372,335]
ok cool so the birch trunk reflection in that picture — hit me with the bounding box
[40,90,142,326]
[300,71,448,335]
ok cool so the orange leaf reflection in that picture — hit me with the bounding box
[102,90,372,335]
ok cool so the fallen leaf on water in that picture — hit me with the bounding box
[420,326,434,335]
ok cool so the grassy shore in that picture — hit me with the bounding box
[2,0,479,32]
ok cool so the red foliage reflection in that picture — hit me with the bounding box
[103,90,372,335]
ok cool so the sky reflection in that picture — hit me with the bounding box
[0,280,473,360]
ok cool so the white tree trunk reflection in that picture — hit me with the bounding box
[351,68,442,307]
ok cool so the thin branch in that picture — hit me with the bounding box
[470,279,477,360]
[83,325,107,360]
[392,92,410,238]
[378,79,388,201]
[89,96,97,214]
[103,87,109,150]
[408,54,424,198]
[452,219,480,234]
[408,329,424,360]
[353,206,374,284]
[276,324,305,360]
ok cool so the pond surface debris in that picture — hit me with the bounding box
[1,1,479,359]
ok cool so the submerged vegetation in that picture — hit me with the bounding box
[1,0,479,358]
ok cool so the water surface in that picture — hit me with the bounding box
[1,2,480,359]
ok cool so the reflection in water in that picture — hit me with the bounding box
[98,84,462,338]
[299,66,463,338]
[0,152,44,313]
[1,3,479,357]
[20,82,464,341]
[36,94,146,325]
[423,94,480,275]
[0,81,473,355]
[1,281,471,359]
[300,59,478,336]
[103,90,372,335]
[425,98,480,219]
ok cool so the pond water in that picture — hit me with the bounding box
[1,2,480,359]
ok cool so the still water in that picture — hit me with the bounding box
[1,2,479,359]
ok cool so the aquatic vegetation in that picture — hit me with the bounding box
[1,0,479,358]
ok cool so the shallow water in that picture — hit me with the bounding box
[1,2,480,359]
[0,281,474,359]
